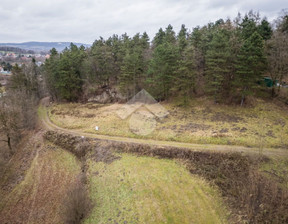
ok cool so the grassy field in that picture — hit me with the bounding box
[49,97,288,148]
[0,138,81,224]
[85,153,228,224]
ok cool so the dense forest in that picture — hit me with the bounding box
[31,11,288,105]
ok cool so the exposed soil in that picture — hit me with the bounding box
[211,112,243,123]
[219,128,229,133]
[178,122,211,132]
[266,130,276,138]
[91,142,121,164]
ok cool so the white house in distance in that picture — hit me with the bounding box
[0,66,11,75]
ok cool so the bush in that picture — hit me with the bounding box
[62,175,93,224]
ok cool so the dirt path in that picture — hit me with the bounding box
[27,148,42,223]
[39,98,288,157]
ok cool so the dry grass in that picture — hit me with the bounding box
[62,174,93,224]
[260,155,288,189]
[48,98,288,148]
[85,153,228,224]
[0,139,81,224]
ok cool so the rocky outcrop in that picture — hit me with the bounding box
[87,87,126,104]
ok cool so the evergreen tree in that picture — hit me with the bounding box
[206,28,234,102]
[258,19,273,40]
[88,38,114,85]
[147,25,180,100]
[56,51,81,101]
[235,31,267,105]
[190,25,212,95]
[164,24,176,44]
[147,41,178,100]
[152,28,165,47]
[177,24,188,53]
[119,33,149,97]
[45,44,86,101]
[173,44,196,105]
[44,48,60,100]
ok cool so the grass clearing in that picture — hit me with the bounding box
[49,98,288,148]
[85,153,228,224]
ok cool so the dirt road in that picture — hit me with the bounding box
[39,98,288,157]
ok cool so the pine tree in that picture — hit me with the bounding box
[173,44,196,105]
[45,44,86,101]
[147,41,178,100]
[258,19,272,40]
[119,33,150,97]
[206,28,234,102]
[88,38,114,86]
[44,48,60,100]
[153,28,165,47]
[239,11,260,40]
[178,24,188,54]
[164,24,176,44]
[235,31,267,105]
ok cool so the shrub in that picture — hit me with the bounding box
[62,174,93,224]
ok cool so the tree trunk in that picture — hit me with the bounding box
[271,85,276,97]
[241,86,247,107]
[7,134,12,153]
[241,95,245,107]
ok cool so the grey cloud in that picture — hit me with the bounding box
[0,0,286,43]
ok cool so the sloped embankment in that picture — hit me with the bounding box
[0,132,81,224]
[44,130,288,223]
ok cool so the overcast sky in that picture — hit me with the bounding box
[0,0,287,44]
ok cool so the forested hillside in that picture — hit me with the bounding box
[42,11,287,104]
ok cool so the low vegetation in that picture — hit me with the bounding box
[44,130,288,223]
[260,156,288,189]
[85,153,228,224]
[63,173,93,224]
[48,97,288,148]
[0,134,81,224]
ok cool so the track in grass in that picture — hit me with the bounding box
[85,153,228,224]
[0,140,81,224]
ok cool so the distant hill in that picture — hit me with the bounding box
[0,46,36,54]
[0,42,91,53]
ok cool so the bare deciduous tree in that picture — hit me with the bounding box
[0,94,21,154]
[266,31,288,96]
[0,62,40,155]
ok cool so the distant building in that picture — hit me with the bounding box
[0,66,11,75]
[36,61,43,66]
